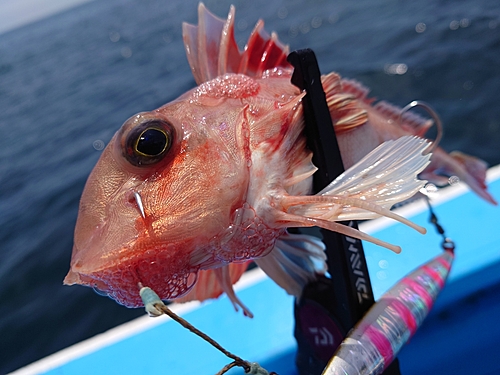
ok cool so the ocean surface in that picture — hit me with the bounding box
[0,0,499,373]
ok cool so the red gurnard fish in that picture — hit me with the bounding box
[63,4,489,315]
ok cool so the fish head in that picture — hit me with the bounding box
[64,91,252,307]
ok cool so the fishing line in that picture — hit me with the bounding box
[424,193,455,252]
[139,286,276,375]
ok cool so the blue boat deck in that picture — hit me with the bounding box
[12,165,500,375]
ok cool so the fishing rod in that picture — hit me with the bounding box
[287,49,402,375]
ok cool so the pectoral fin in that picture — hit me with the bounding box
[271,136,431,253]
[255,232,326,297]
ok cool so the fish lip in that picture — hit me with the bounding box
[64,242,202,307]
[63,268,112,298]
[63,269,81,285]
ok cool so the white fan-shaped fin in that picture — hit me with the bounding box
[255,232,326,297]
[319,136,431,209]
[269,136,431,254]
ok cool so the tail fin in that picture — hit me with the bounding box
[421,149,498,205]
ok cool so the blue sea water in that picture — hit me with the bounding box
[0,0,499,373]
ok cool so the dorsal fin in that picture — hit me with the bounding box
[373,100,434,136]
[182,3,291,85]
[339,78,434,134]
[321,73,369,133]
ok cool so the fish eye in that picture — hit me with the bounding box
[124,119,174,166]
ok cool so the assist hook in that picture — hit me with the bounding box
[400,100,443,154]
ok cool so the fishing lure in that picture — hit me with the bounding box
[322,246,454,375]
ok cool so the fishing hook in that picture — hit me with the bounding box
[399,100,443,154]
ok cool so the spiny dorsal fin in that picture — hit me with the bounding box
[373,100,434,136]
[340,78,434,134]
[321,73,369,133]
[182,3,291,85]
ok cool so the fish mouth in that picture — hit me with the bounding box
[64,243,200,308]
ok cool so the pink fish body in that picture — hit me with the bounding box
[64,4,493,313]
